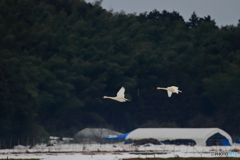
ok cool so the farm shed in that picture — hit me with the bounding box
[125,128,232,146]
[74,128,123,143]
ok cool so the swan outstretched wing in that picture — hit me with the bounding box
[167,90,173,97]
[116,87,125,98]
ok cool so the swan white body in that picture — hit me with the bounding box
[103,87,130,102]
[157,86,182,97]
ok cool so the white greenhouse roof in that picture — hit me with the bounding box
[126,128,232,146]
[74,128,123,138]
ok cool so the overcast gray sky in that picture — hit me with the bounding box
[85,0,240,27]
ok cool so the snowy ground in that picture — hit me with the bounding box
[0,143,240,160]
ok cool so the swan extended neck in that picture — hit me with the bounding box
[157,87,167,90]
[103,96,113,99]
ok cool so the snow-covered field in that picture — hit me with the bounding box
[0,143,240,160]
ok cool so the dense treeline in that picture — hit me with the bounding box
[0,0,240,147]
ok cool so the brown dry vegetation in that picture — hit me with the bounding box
[1,159,39,160]
[123,158,240,160]
[231,149,240,152]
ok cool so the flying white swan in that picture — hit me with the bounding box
[156,86,182,97]
[103,87,130,102]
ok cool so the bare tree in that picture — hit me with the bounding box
[89,128,105,144]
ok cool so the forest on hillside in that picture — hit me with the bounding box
[0,0,240,148]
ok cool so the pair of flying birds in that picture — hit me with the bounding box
[103,86,182,102]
